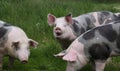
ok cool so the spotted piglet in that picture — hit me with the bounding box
[0,20,38,69]
[56,20,120,71]
[47,11,120,50]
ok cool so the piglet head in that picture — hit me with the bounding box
[47,13,75,40]
[12,39,38,64]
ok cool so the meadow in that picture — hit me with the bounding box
[0,0,120,71]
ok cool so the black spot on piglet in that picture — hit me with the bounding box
[82,29,95,40]
[0,27,7,39]
[4,23,11,26]
[97,25,117,42]
[89,43,111,60]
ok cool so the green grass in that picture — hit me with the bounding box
[0,0,120,71]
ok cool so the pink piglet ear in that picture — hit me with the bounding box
[47,13,56,26]
[65,13,73,24]
[63,49,77,62]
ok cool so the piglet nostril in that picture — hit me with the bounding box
[21,60,28,64]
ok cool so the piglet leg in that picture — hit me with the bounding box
[95,60,106,71]
[66,62,75,71]
[8,56,15,69]
[0,54,3,70]
[66,61,87,71]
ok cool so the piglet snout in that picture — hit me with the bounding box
[20,57,28,64]
[55,27,62,36]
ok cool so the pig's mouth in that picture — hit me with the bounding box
[21,60,28,64]
[56,32,62,36]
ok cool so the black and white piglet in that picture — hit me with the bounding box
[47,11,120,50]
[56,20,120,71]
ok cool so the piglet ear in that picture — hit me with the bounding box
[65,13,73,24]
[63,49,77,62]
[54,50,66,57]
[29,39,38,48]
[47,13,56,26]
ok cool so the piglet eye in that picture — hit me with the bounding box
[12,41,19,50]
[64,24,67,27]
[54,24,56,27]
[14,46,19,50]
